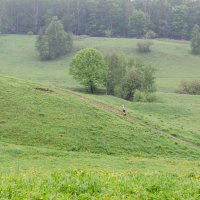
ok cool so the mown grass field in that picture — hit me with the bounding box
[0,35,200,199]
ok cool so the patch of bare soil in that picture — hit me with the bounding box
[35,87,54,93]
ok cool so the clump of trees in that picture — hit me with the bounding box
[107,54,157,102]
[176,80,200,95]
[70,48,107,93]
[36,16,73,60]
[70,51,156,101]
[191,25,200,55]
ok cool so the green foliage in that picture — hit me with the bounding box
[1,0,200,39]
[115,68,143,101]
[134,90,157,102]
[171,5,188,39]
[115,63,156,101]
[1,169,200,199]
[145,30,156,39]
[191,24,200,55]
[128,9,148,37]
[105,54,127,95]
[105,29,112,37]
[105,54,155,100]
[176,80,200,95]
[27,31,33,35]
[36,16,73,60]
[137,40,153,53]
[70,48,107,93]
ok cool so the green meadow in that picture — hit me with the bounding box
[0,35,200,92]
[0,35,200,199]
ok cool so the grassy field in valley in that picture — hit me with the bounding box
[0,35,200,199]
[0,35,200,92]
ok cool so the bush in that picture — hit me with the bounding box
[27,31,33,35]
[145,31,156,39]
[134,90,157,102]
[134,90,146,102]
[176,80,200,95]
[137,41,153,53]
[105,29,112,37]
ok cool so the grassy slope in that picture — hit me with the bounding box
[1,75,199,158]
[0,35,200,92]
[1,35,200,198]
[84,92,200,146]
[1,76,200,199]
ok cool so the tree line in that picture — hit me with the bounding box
[1,0,200,39]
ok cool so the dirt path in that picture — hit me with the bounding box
[55,88,200,149]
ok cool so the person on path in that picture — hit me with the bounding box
[122,105,126,116]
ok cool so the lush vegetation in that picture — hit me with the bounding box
[1,169,200,199]
[1,0,200,40]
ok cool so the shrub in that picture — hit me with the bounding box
[134,90,157,102]
[134,90,146,102]
[145,31,156,39]
[137,41,153,53]
[176,80,200,95]
[27,31,33,35]
[105,29,112,37]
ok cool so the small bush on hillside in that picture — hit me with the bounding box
[137,41,153,53]
[134,90,157,102]
[27,31,33,35]
[145,31,156,39]
[105,29,112,37]
[176,80,200,95]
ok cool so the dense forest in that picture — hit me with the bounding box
[0,0,200,39]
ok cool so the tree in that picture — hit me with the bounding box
[70,48,107,93]
[191,24,200,55]
[128,9,148,37]
[115,64,156,101]
[105,54,127,95]
[36,16,73,60]
[115,68,143,100]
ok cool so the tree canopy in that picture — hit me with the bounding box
[0,0,200,39]
[70,48,107,93]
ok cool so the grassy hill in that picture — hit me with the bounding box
[1,75,200,199]
[2,75,199,158]
[0,35,200,199]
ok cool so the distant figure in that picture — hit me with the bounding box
[122,105,126,116]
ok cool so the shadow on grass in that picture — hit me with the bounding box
[68,87,107,95]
